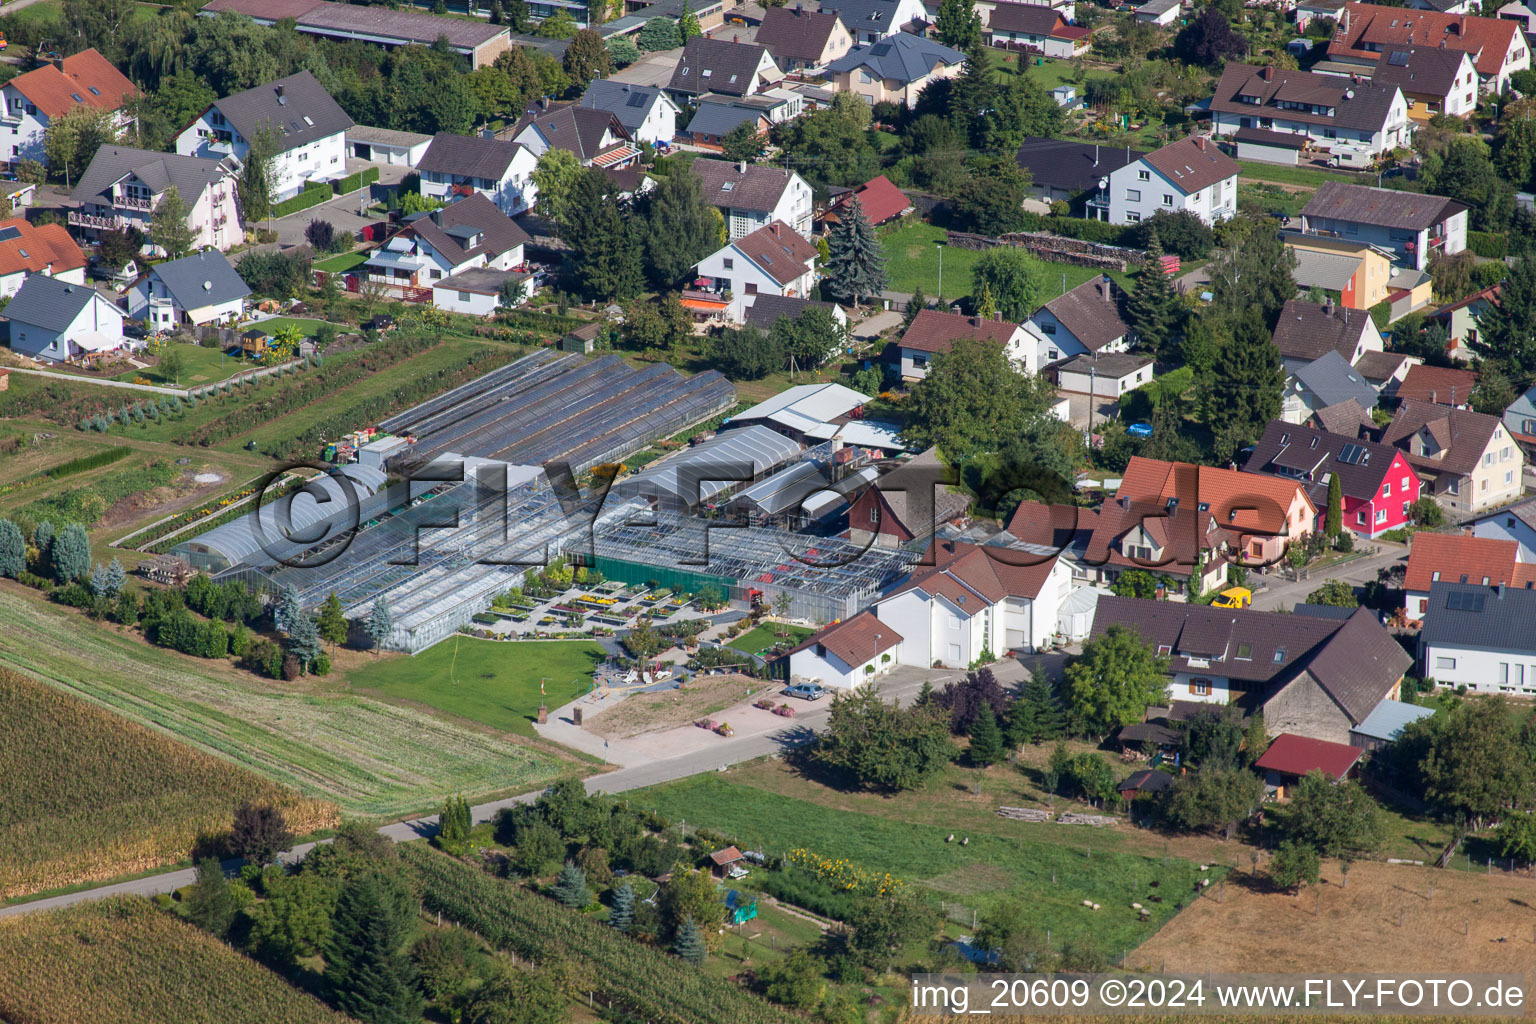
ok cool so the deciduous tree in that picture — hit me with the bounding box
[815,687,957,792]
[563,28,612,89]
[43,105,119,188]
[970,245,1048,321]
[1168,764,1264,839]
[1063,625,1170,736]
[531,147,584,232]
[641,168,723,287]
[150,185,195,259]
[230,803,292,866]
[1280,772,1386,860]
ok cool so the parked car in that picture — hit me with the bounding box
[1211,587,1252,609]
[784,682,825,701]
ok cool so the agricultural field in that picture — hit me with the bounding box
[0,898,355,1023]
[627,772,1215,957]
[0,668,335,901]
[0,588,575,819]
[350,637,606,737]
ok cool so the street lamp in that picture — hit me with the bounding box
[934,240,946,305]
[874,632,881,678]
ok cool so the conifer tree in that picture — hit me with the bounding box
[318,590,349,646]
[324,872,423,1023]
[105,557,126,596]
[1127,232,1179,358]
[275,583,303,634]
[553,862,591,908]
[902,285,927,332]
[287,612,323,671]
[0,519,23,579]
[823,197,888,308]
[609,881,635,932]
[50,523,90,583]
[366,599,394,653]
[1010,673,1064,745]
[437,794,472,849]
[90,562,110,597]
[184,857,237,937]
[673,915,707,964]
[1325,472,1343,538]
[968,701,1004,767]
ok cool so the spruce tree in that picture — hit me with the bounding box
[1325,472,1343,538]
[902,286,927,332]
[105,557,126,596]
[609,881,636,932]
[275,583,303,634]
[366,599,394,653]
[89,562,109,597]
[1127,232,1179,359]
[325,871,423,1024]
[673,915,707,964]
[287,612,323,671]
[1199,309,1285,462]
[50,523,90,583]
[33,520,54,560]
[1012,673,1063,745]
[184,857,237,937]
[968,701,1004,767]
[823,197,888,308]
[318,591,349,646]
[553,862,591,908]
[1472,252,1536,378]
[0,519,25,578]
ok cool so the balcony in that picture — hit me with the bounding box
[114,194,153,212]
[68,210,125,231]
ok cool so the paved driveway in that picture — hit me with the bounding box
[269,160,412,247]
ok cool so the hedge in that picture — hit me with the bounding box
[269,182,333,219]
[1369,299,1392,330]
[332,166,381,197]
[1466,230,1508,260]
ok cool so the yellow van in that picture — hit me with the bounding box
[1211,587,1252,609]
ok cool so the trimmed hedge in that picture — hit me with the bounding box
[269,181,333,220]
[1369,299,1392,330]
[1466,230,1508,260]
[332,166,381,197]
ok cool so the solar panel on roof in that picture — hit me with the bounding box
[626,92,647,107]
[0,226,21,243]
[1446,591,1486,612]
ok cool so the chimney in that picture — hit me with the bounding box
[1323,295,1333,316]
[970,315,983,327]
[734,33,739,41]
[1093,143,1099,167]
[1100,274,1111,302]
[430,208,443,226]
[1260,66,1273,80]
[994,311,1002,321]
[1499,582,1507,599]
[1194,136,1206,151]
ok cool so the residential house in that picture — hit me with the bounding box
[1426,284,1498,361]
[1327,3,1530,93]
[1498,0,1536,32]
[1472,495,1536,561]
[1053,351,1155,398]
[578,81,681,146]
[1134,0,1181,26]
[788,610,903,688]
[1092,597,1410,745]
[1311,397,1379,437]
[1405,0,1478,14]
[1270,298,1383,376]
[894,308,1036,380]
[176,71,352,200]
[820,175,912,229]
[1207,63,1411,163]
[827,33,966,108]
[1504,385,1536,449]
[1254,733,1366,797]
[417,133,539,216]
[848,447,973,549]
[1243,420,1423,539]
[432,266,534,316]
[1348,699,1435,751]
[1371,46,1480,120]
[667,37,782,99]
[345,125,432,166]
[510,106,639,169]
[70,146,242,255]
[754,5,855,69]
[1299,181,1468,271]
[1022,274,1133,369]
[1382,399,1524,513]
[127,250,251,329]
[0,181,36,211]
[1419,580,1536,692]
[692,157,814,238]
[0,218,85,300]
[1283,351,1380,425]
[1354,350,1418,395]
[1297,0,1348,29]
[820,0,931,42]
[872,539,1070,662]
[985,4,1091,56]
[362,194,532,308]
[1395,363,1477,407]
[0,49,137,169]
[5,276,126,363]
[1402,531,1532,619]
[684,102,771,150]
[1015,137,1146,214]
[741,295,849,336]
[1282,234,1395,310]
[1103,136,1238,227]
[691,220,818,322]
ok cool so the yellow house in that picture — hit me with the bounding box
[826,32,966,109]
[1283,233,1393,310]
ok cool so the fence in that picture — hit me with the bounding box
[945,230,1146,272]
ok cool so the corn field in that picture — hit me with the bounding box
[0,669,336,899]
[402,844,803,1024]
[0,898,354,1023]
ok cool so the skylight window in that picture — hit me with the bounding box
[70,93,82,103]
[88,86,100,96]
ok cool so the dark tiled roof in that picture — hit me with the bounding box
[1294,351,1379,410]
[790,609,902,665]
[1381,399,1502,478]
[899,308,1018,354]
[1421,580,1536,652]
[669,37,776,97]
[987,3,1066,34]
[1118,768,1176,793]
[74,146,234,208]
[1255,732,1364,779]
[1395,363,1477,405]
[755,5,844,62]
[1372,45,1473,97]
[1311,399,1376,437]
[1036,275,1132,353]
[822,0,923,34]
[1209,63,1403,134]
[1055,351,1153,379]
[730,221,817,286]
[5,276,101,332]
[1302,181,1468,231]
[1271,299,1373,364]
[149,250,251,309]
[1353,349,1414,384]
[1141,137,1240,195]
[1015,136,1144,192]
[1245,420,1404,508]
[418,132,526,180]
[692,157,796,213]
[827,32,964,85]
[579,81,671,135]
[743,294,839,331]
[399,193,531,268]
[210,70,352,156]
[1233,126,1308,149]
[686,102,768,138]
[513,106,632,163]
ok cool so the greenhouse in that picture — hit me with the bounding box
[609,425,804,513]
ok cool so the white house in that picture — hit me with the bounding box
[1419,581,1536,693]
[693,221,819,322]
[0,218,85,300]
[1135,0,1181,26]
[578,81,681,147]
[1473,497,1536,562]
[895,308,1036,380]
[788,610,903,688]
[432,266,533,316]
[1054,351,1154,397]
[417,133,539,216]
[511,106,639,169]
[363,193,532,305]
[70,146,243,254]
[692,158,814,239]
[127,250,251,328]
[986,4,1093,55]
[1023,275,1133,368]
[1104,136,1239,227]
[0,49,137,169]
[1208,63,1412,163]
[1299,181,1468,272]
[872,540,1070,664]
[176,71,352,201]
[6,276,126,363]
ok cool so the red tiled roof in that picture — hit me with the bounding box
[0,218,85,277]
[9,49,138,120]
[1404,532,1521,592]
[790,609,902,666]
[1395,363,1477,406]
[731,221,817,287]
[1328,3,1522,79]
[829,175,910,226]
[882,539,1060,609]
[899,308,1018,354]
[708,845,743,865]
[1255,732,1364,780]
[1117,456,1315,538]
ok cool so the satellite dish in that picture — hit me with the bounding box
[1098,176,1109,189]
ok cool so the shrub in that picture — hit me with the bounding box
[269,186,332,220]
[1466,230,1508,260]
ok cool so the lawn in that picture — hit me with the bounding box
[626,773,1218,957]
[878,221,1129,301]
[725,622,815,657]
[0,587,573,818]
[350,636,606,737]
[252,316,342,339]
[114,343,252,387]
[312,250,369,274]
[1235,159,1366,188]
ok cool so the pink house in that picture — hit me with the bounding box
[1243,421,1423,539]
